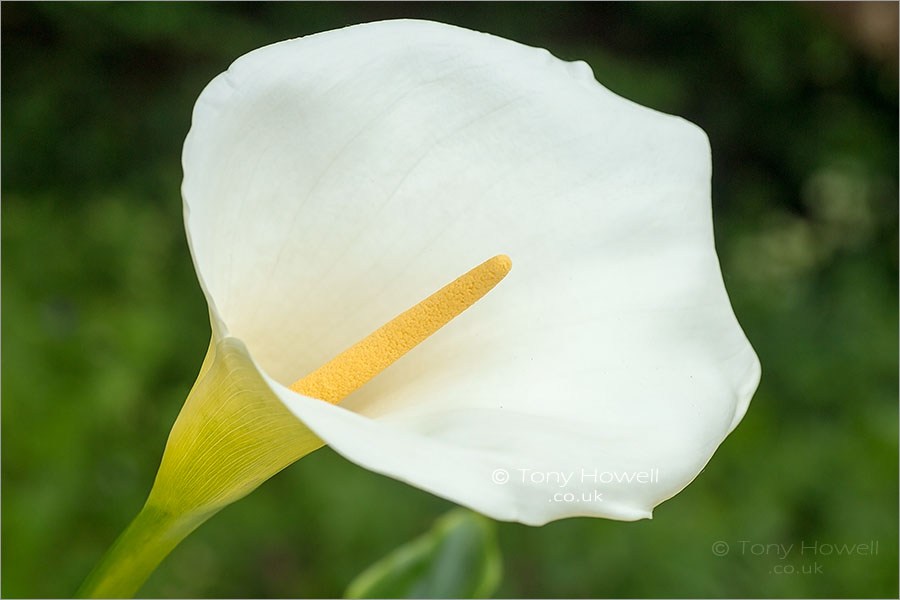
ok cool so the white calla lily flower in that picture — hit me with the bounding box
[79,19,759,598]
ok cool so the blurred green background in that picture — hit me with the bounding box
[2,3,897,598]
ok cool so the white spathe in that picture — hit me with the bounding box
[181,19,760,526]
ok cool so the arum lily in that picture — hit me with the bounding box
[78,19,760,598]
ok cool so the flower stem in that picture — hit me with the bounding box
[75,503,214,598]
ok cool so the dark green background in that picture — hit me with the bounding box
[3,3,897,598]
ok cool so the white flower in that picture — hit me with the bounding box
[180,19,760,527]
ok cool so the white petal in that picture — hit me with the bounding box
[182,20,760,525]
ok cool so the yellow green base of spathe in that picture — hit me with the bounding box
[76,338,324,598]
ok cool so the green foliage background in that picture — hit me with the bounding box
[2,3,897,598]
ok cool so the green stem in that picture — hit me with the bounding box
[76,338,324,597]
[76,503,215,598]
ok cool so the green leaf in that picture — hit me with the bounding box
[344,509,503,599]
